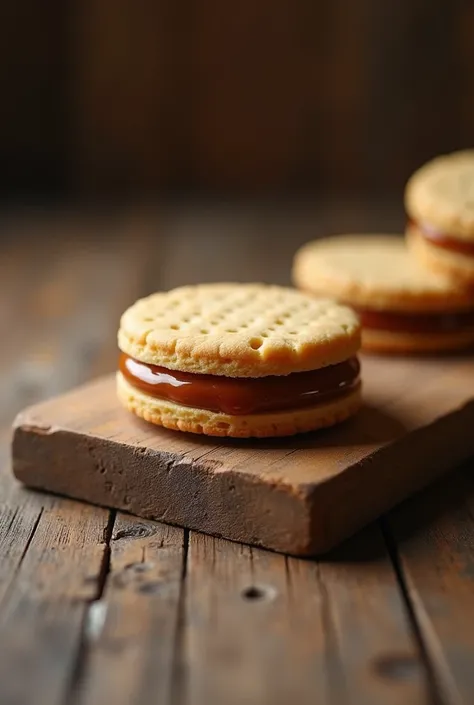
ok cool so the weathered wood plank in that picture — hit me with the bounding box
[0,495,111,705]
[0,214,157,705]
[73,514,185,705]
[0,212,157,426]
[178,528,429,704]
[0,229,60,425]
[387,462,474,705]
[0,439,49,607]
[317,528,432,705]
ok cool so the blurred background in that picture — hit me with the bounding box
[1,1,474,422]
[1,0,473,203]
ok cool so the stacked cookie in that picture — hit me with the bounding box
[117,150,474,437]
[406,151,474,286]
[293,150,474,354]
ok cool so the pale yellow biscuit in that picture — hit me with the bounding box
[118,284,360,377]
[292,235,474,311]
[117,371,362,438]
[405,150,474,239]
[407,223,474,286]
[362,327,474,354]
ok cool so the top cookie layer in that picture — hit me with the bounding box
[405,150,474,239]
[293,235,474,312]
[118,284,360,377]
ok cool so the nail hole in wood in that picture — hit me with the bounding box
[138,581,163,594]
[373,654,419,681]
[241,585,274,602]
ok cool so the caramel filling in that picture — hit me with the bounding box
[412,218,474,256]
[355,307,474,334]
[119,353,360,415]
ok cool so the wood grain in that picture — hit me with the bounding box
[12,351,474,555]
[74,514,185,705]
[0,213,156,425]
[0,495,111,705]
[387,463,474,705]
[318,529,430,705]
[0,435,47,607]
[179,527,429,705]
[0,214,151,705]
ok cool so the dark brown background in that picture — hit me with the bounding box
[1,1,473,200]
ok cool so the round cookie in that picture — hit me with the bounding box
[117,283,362,437]
[292,235,474,353]
[405,150,474,284]
[119,283,360,377]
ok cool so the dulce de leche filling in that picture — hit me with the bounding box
[354,307,474,334]
[412,218,474,257]
[119,353,360,415]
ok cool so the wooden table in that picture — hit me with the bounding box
[1,204,473,705]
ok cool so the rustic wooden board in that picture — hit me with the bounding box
[11,353,474,556]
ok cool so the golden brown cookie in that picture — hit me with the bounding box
[292,235,474,354]
[119,283,360,376]
[405,150,474,284]
[117,283,362,437]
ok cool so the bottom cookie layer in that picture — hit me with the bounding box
[117,371,362,437]
[407,224,474,285]
[362,326,474,353]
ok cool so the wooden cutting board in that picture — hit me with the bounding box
[11,354,474,556]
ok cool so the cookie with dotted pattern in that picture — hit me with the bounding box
[117,283,361,437]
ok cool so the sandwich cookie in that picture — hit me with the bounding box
[405,150,474,285]
[117,283,362,437]
[293,235,474,353]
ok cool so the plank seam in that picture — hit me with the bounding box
[170,528,189,705]
[315,562,349,704]
[0,506,43,617]
[62,509,117,705]
[1,505,20,540]
[380,518,449,705]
